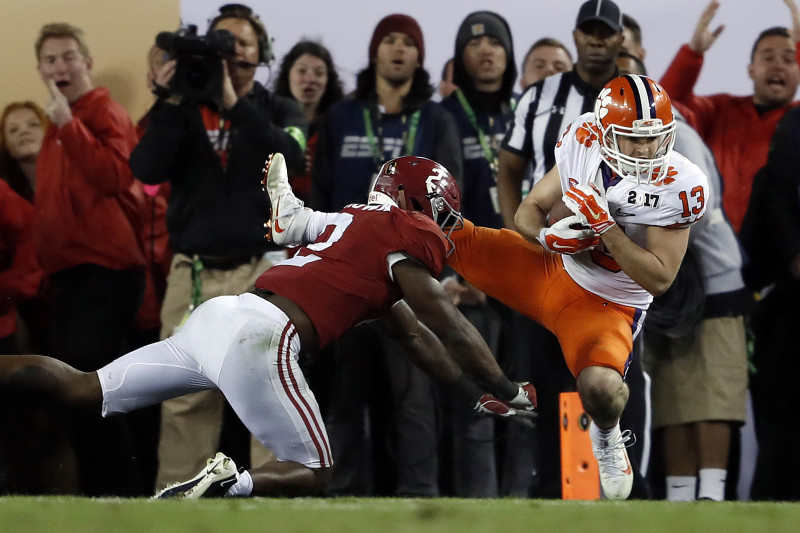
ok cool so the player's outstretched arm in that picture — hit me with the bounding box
[391,259,536,411]
[379,299,534,419]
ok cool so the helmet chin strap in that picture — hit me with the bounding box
[397,185,408,210]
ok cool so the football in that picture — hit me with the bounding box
[548,197,589,230]
[547,196,575,224]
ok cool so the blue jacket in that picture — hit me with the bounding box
[310,97,462,211]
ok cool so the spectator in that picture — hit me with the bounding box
[439,10,517,497]
[642,112,751,501]
[616,50,647,76]
[0,179,67,496]
[118,43,176,497]
[0,102,46,202]
[642,116,750,502]
[275,40,344,203]
[310,13,461,497]
[619,38,751,504]
[439,58,458,99]
[741,105,800,501]
[130,3,307,492]
[0,101,52,355]
[621,13,646,60]
[130,44,173,352]
[660,0,800,233]
[0,102,47,352]
[518,37,573,91]
[0,182,42,355]
[498,0,623,221]
[34,21,146,496]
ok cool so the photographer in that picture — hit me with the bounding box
[129,3,307,493]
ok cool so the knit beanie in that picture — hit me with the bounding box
[452,11,516,101]
[368,14,425,64]
[455,11,513,60]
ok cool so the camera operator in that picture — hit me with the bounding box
[129,3,307,493]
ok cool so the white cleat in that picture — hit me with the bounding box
[154,452,238,499]
[261,152,312,247]
[591,425,634,500]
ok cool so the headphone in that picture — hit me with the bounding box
[208,3,274,65]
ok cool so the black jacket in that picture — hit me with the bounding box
[130,82,307,256]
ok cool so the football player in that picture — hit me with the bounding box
[0,153,536,498]
[446,74,709,499]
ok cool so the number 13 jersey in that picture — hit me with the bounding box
[555,112,709,309]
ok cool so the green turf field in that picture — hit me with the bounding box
[1,497,799,533]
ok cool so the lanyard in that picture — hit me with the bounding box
[190,256,204,310]
[363,106,421,169]
[455,88,501,178]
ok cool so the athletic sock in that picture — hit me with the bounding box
[666,475,697,501]
[590,421,620,443]
[697,468,726,501]
[226,470,253,497]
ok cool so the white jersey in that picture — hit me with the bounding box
[555,112,709,309]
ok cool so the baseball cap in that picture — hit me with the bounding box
[575,0,622,33]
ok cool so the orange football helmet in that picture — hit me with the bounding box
[594,75,676,184]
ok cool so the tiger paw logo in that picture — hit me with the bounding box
[556,123,572,148]
[575,121,599,147]
[595,87,613,120]
[651,166,678,186]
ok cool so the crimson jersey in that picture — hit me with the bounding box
[255,203,448,347]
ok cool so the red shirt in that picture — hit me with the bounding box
[133,115,173,330]
[255,204,448,348]
[0,180,43,337]
[34,87,146,275]
[660,44,800,232]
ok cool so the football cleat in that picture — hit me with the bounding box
[261,152,312,247]
[154,452,238,499]
[591,425,635,500]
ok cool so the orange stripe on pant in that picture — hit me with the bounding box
[448,219,637,378]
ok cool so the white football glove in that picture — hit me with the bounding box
[537,215,600,254]
[507,381,538,410]
[563,183,616,235]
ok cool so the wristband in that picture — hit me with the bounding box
[490,374,519,401]
[446,372,484,405]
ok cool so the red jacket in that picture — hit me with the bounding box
[660,44,800,233]
[0,180,43,338]
[130,115,173,331]
[34,87,146,275]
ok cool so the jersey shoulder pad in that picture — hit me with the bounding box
[393,210,448,274]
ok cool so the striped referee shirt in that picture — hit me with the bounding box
[502,69,614,185]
